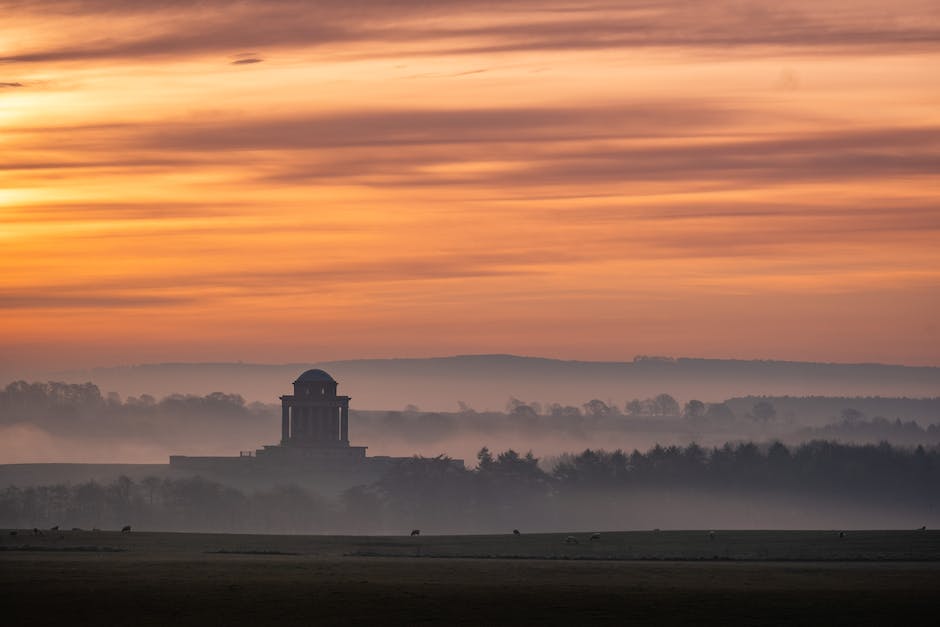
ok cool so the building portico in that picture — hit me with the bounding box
[280,369,350,446]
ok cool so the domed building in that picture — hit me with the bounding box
[260,368,366,459]
[170,369,463,486]
[170,369,375,474]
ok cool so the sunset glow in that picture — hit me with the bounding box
[2,0,939,371]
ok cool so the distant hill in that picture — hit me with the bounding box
[30,355,940,411]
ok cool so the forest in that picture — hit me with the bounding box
[2,441,937,534]
[2,381,939,533]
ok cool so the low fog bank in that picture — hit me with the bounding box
[354,396,940,465]
[3,379,937,533]
[2,443,937,534]
[0,382,272,463]
[1,381,939,464]
[42,355,940,410]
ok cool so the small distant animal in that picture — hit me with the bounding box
[564,535,579,544]
[121,525,132,533]
[709,531,716,541]
[839,531,845,539]
[410,529,420,536]
[919,526,927,531]
[590,533,601,541]
[50,525,59,531]
[32,528,43,536]
[513,529,520,535]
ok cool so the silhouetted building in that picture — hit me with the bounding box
[257,369,365,460]
[169,370,453,481]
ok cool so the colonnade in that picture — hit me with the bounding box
[280,402,349,445]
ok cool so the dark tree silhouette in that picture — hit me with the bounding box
[683,399,706,419]
[653,393,680,416]
[583,399,614,418]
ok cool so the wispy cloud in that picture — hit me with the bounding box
[2,1,939,65]
[14,106,929,191]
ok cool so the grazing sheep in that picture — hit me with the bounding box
[410,529,420,536]
[513,529,521,535]
[121,525,132,533]
[564,535,579,544]
[590,533,601,541]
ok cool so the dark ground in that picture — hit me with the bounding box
[2,530,939,626]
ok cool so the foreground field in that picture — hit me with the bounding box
[3,530,939,626]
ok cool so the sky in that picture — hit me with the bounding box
[1,0,939,372]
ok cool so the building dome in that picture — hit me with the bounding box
[294,369,336,383]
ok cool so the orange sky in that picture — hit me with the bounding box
[1,1,939,372]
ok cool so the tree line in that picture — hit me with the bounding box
[2,440,937,534]
[0,381,274,443]
[0,380,268,423]
[5,381,937,431]
[4,381,939,460]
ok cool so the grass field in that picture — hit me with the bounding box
[3,529,939,625]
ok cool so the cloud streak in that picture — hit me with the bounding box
[12,106,930,191]
[2,1,939,65]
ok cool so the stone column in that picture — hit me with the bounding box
[281,402,290,444]
[341,402,349,442]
